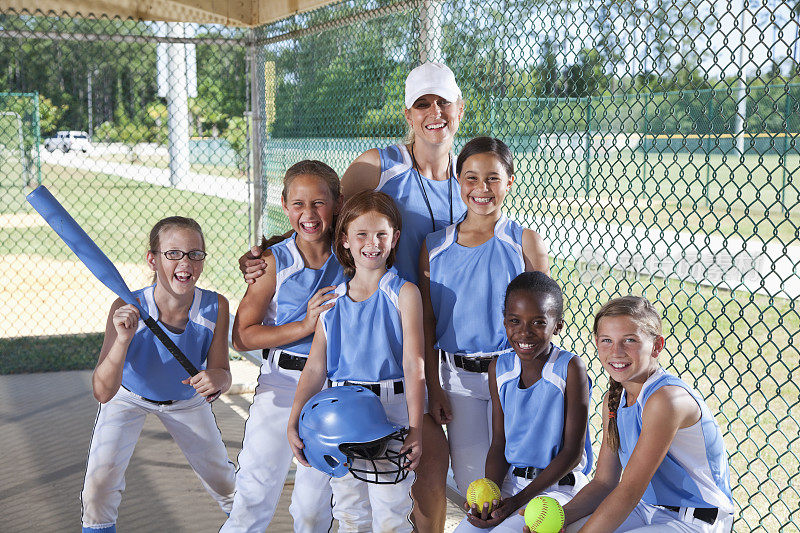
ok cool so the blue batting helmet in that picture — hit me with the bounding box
[298,385,410,484]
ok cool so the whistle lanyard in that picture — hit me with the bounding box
[410,144,454,233]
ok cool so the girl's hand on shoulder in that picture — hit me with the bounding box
[181,368,230,398]
[401,426,422,471]
[238,245,267,283]
[301,285,337,334]
[427,385,453,425]
[112,304,140,344]
[287,425,311,467]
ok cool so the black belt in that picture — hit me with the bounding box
[659,505,718,525]
[122,386,174,405]
[451,353,494,373]
[512,467,575,486]
[341,380,404,396]
[263,349,307,371]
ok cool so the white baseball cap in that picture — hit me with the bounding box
[404,62,462,109]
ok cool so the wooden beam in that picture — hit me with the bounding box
[0,0,252,26]
[0,0,348,27]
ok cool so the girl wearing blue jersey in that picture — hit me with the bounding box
[560,296,734,532]
[419,137,549,496]
[288,190,426,533]
[81,217,235,533]
[240,63,466,530]
[223,161,346,533]
[454,272,592,532]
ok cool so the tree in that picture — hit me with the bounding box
[223,116,248,173]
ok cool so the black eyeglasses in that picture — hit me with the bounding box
[152,249,207,261]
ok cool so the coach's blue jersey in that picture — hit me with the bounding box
[617,367,734,513]
[496,345,593,475]
[265,235,345,354]
[426,214,524,355]
[121,285,217,401]
[321,271,407,382]
[376,144,467,284]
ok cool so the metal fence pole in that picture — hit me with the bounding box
[584,97,592,196]
[734,0,750,155]
[33,91,41,186]
[419,0,443,63]
[165,22,190,187]
[782,88,790,215]
[705,95,713,209]
[248,37,264,245]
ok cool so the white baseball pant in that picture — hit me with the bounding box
[440,352,494,495]
[566,501,733,533]
[453,467,587,532]
[81,387,235,530]
[221,352,348,533]
[329,380,416,533]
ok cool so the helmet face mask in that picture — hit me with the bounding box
[299,385,412,484]
[341,429,411,484]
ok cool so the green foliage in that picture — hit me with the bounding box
[223,116,248,172]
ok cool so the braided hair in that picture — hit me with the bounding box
[593,296,662,452]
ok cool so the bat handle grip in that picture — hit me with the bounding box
[207,390,222,403]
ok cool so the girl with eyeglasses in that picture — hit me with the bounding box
[80,216,235,533]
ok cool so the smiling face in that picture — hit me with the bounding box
[459,151,514,217]
[147,226,205,297]
[341,211,400,273]
[595,315,665,386]
[404,94,464,146]
[503,290,563,362]
[282,173,338,245]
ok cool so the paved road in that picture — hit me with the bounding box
[41,149,251,203]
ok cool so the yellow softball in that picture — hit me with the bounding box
[524,496,564,533]
[466,478,501,513]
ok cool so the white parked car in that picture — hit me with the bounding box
[44,131,91,153]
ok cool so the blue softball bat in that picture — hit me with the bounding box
[25,185,217,399]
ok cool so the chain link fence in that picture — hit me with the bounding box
[1,0,798,530]
[0,12,253,370]
[252,0,799,529]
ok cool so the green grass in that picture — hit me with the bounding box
[264,143,800,242]
[514,149,800,243]
[3,161,251,300]
[550,258,799,531]
[0,333,103,373]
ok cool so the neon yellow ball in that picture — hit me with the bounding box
[466,478,501,513]
[524,496,564,533]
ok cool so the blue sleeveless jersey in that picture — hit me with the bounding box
[321,271,407,382]
[496,345,593,475]
[265,235,345,354]
[617,368,734,512]
[376,144,467,284]
[121,285,217,401]
[426,214,524,354]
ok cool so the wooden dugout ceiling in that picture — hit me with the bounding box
[0,0,340,27]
